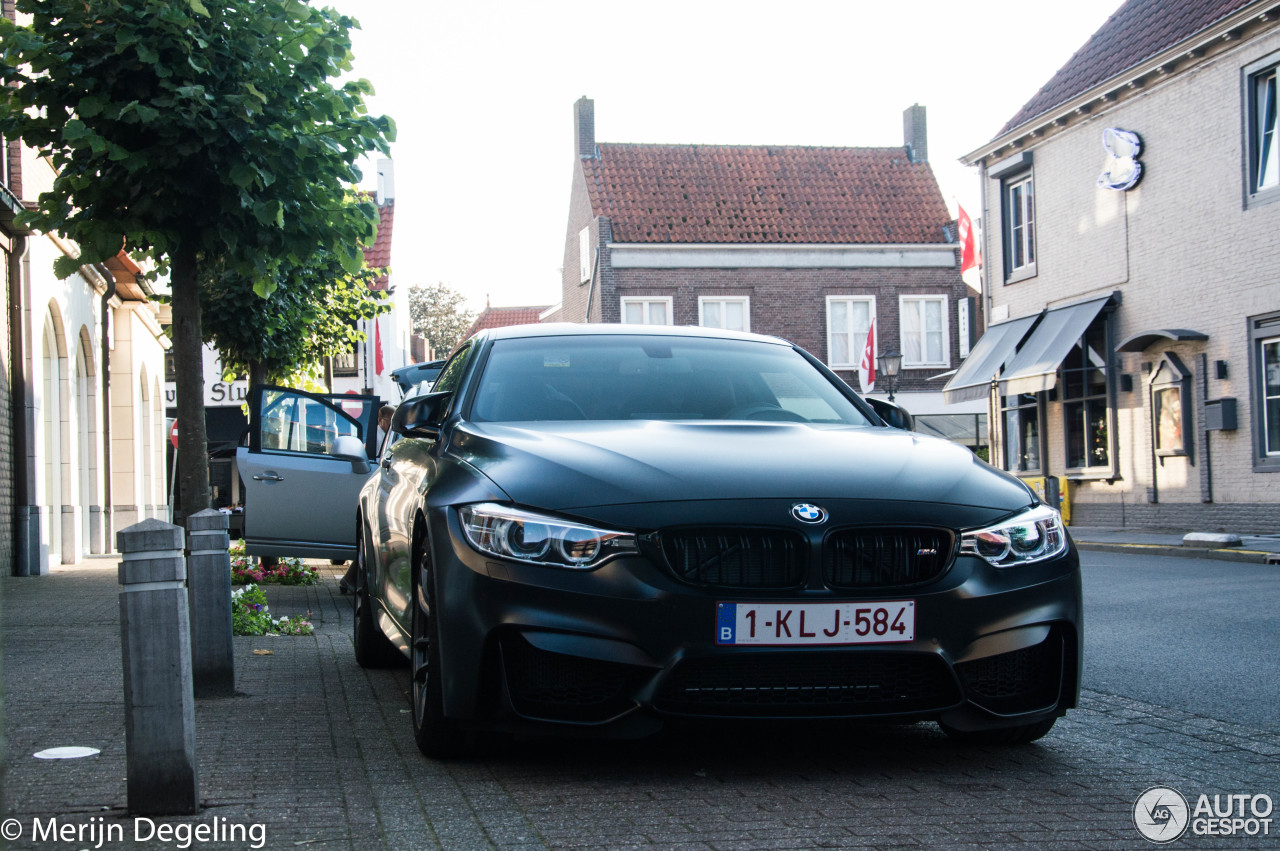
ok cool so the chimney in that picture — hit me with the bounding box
[903,104,927,163]
[376,158,395,206]
[575,96,596,159]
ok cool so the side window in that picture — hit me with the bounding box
[826,295,874,370]
[1246,56,1280,200]
[1005,173,1036,277]
[1249,311,1280,471]
[1061,318,1110,471]
[431,343,472,396]
[620,297,672,325]
[900,295,949,368]
[255,388,367,457]
[1001,394,1043,473]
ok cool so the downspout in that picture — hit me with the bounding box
[100,267,116,552]
[9,234,32,575]
[582,239,599,322]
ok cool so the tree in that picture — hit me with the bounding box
[408,283,476,356]
[0,0,394,517]
[201,207,391,389]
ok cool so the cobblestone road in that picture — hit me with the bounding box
[3,562,1276,850]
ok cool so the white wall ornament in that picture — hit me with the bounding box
[1097,128,1143,191]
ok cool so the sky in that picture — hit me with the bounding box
[327,0,1127,314]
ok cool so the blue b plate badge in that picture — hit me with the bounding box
[716,601,915,646]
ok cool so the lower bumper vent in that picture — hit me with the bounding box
[655,651,961,718]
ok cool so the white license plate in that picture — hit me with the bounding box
[715,601,915,646]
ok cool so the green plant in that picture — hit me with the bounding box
[231,584,313,636]
[229,540,320,586]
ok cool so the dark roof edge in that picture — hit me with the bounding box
[962,0,1280,165]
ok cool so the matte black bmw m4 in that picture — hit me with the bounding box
[248,324,1082,757]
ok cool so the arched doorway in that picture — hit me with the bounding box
[76,328,101,554]
[41,304,70,567]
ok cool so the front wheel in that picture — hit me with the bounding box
[939,717,1057,745]
[411,544,472,759]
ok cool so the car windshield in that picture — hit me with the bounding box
[469,335,873,426]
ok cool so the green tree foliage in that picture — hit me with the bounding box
[408,283,476,356]
[0,0,394,515]
[201,204,392,388]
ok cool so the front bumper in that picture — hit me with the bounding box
[430,505,1082,736]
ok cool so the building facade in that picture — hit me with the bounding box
[950,0,1280,530]
[545,98,986,444]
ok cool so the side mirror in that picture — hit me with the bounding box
[395,391,452,440]
[866,398,915,432]
[330,434,371,474]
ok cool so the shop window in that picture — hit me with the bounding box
[1001,393,1043,473]
[1061,318,1111,472]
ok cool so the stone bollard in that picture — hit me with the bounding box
[117,519,199,815]
[185,509,236,698]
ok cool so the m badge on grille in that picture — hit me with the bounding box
[790,503,828,524]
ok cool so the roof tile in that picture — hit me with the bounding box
[998,0,1251,136]
[584,144,950,245]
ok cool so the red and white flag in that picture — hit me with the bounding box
[957,203,982,291]
[858,317,876,394]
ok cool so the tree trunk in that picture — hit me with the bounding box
[171,238,210,520]
[248,360,267,390]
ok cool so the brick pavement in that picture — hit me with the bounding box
[3,561,1278,850]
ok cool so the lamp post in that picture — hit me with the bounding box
[877,350,903,402]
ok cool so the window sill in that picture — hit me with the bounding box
[1065,470,1119,482]
[1005,265,1037,285]
[1246,185,1280,211]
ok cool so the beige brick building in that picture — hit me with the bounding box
[950,0,1280,531]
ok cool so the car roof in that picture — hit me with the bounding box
[474,322,792,347]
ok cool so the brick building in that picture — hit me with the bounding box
[543,98,984,441]
[949,0,1280,530]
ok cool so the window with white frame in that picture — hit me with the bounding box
[1250,310,1280,471]
[1005,173,1036,274]
[899,295,949,367]
[699,297,749,332]
[620,297,672,326]
[1247,53,1280,197]
[826,296,874,369]
[1262,336,1280,456]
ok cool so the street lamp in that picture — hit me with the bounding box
[877,350,903,402]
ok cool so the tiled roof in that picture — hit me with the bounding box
[583,143,951,245]
[363,200,394,290]
[997,0,1251,137]
[465,305,552,338]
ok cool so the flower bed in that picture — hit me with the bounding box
[232,584,314,636]
[229,539,320,586]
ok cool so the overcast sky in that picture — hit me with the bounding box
[327,0,1126,313]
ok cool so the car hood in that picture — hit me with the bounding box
[450,421,1033,523]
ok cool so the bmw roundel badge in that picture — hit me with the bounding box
[790,503,828,524]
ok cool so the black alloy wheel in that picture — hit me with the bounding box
[411,541,472,759]
[352,526,400,669]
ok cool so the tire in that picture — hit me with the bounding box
[411,541,473,759]
[939,717,1057,745]
[352,527,401,669]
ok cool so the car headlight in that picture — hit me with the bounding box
[459,503,638,569]
[960,505,1068,567]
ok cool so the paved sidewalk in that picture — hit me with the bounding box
[1070,525,1280,563]
[3,556,1279,850]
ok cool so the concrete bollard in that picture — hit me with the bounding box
[185,509,236,698]
[116,519,199,815]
